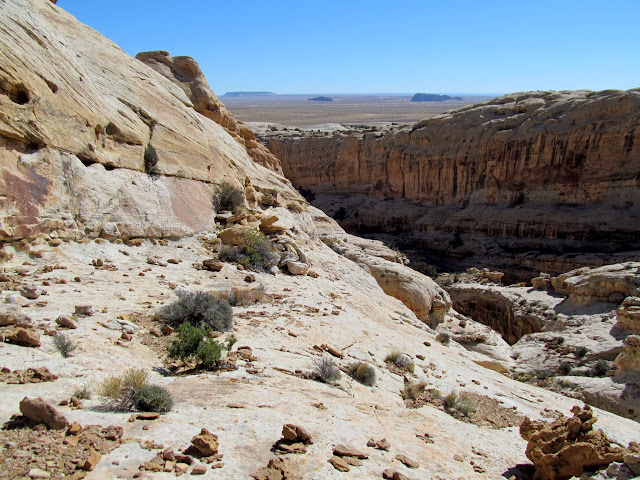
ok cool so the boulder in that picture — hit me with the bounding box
[282,424,312,445]
[19,397,69,430]
[19,285,46,299]
[6,327,41,347]
[614,335,640,382]
[191,428,219,456]
[74,305,94,316]
[286,262,309,276]
[333,444,368,459]
[55,315,77,329]
[219,225,253,246]
[202,259,224,272]
[0,310,32,327]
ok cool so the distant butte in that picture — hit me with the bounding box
[411,93,463,102]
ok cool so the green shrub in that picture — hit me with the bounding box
[590,359,612,377]
[212,181,244,212]
[311,355,341,383]
[53,332,77,358]
[575,346,588,358]
[134,384,173,413]
[558,361,573,375]
[414,262,438,278]
[347,361,376,386]
[167,322,235,369]
[158,290,233,331]
[219,229,275,273]
[144,143,159,176]
[435,332,451,346]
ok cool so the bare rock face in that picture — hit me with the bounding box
[614,335,640,383]
[617,297,640,334]
[549,263,640,305]
[520,405,626,480]
[135,51,283,173]
[266,89,640,278]
[19,397,70,430]
[0,0,304,241]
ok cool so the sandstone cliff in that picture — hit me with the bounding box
[0,0,303,241]
[265,89,640,279]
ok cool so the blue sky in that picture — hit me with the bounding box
[59,0,640,95]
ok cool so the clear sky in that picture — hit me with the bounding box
[58,0,640,95]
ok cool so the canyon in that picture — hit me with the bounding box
[263,89,640,280]
[0,1,639,479]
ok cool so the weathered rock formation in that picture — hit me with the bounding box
[520,405,627,480]
[0,0,304,241]
[266,89,640,279]
[135,51,283,173]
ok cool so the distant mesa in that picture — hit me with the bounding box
[308,96,333,102]
[410,93,463,102]
[223,92,276,97]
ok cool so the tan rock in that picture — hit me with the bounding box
[6,327,41,347]
[333,444,368,459]
[395,453,419,468]
[56,315,77,329]
[281,424,312,444]
[191,464,207,475]
[191,428,219,456]
[617,296,640,334]
[328,456,350,472]
[28,468,50,479]
[219,225,253,246]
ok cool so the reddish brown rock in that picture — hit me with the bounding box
[82,448,102,471]
[19,397,69,430]
[328,456,350,472]
[281,424,312,445]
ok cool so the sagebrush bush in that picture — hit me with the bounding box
[347,361,376,386]
[97,368,149,400]
[219,229,276,272]
[134,384,173,413]
[435,332,451,346]
[53,332,77,358]
[159,290,233,331]
[311,355,341,383]
[212,181,244,212]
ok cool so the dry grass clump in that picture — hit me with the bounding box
[347,361,376,386]
[311,355,341,383]
[53,332,77,358]
[97,368,149,400]
[97,368,173,413]
[385,350,415,373]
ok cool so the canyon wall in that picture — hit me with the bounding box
[266,90,640,278]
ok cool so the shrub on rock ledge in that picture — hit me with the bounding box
[347,361,376,386]
[219,229,276,273]
[212,180,244,212]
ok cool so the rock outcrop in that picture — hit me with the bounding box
[0,0,304,241]
[265,89,640,280]
[520,405,627,480]
[135,51,283,173]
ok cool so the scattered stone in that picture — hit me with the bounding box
[453,454,464,462]
[383,469,411,480]
[161,324,174,335]
[0,310,32,327]
[282,424,312,444]
[19,397,70,430]
[395,454,419,468]
[286,261,309,275]
[6,328,41,347]
[328,456,350,472]
[367,438,391,451]
[0,366,57,384]
[68,422,82,435]
[192,464,207,475]
[19,285,46,299]
[251,457,300,480]
[82,448,102,471]
[136,412,161,420]
[28,468,51,479]
[333,444,368,459]
[74,305,94,316]
[55,315,77,329]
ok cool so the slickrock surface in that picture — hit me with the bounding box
[264,89,640,280]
